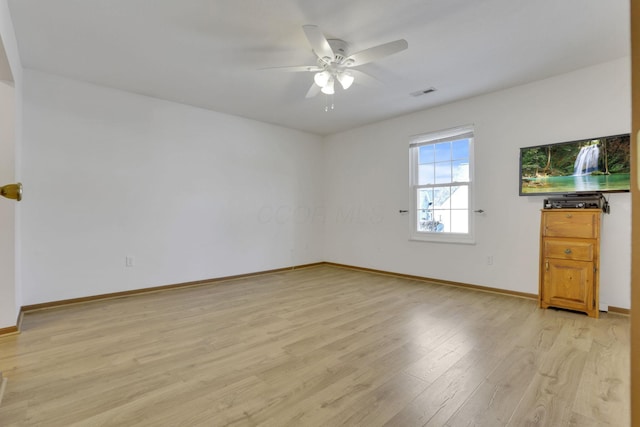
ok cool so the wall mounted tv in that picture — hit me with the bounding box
[519,133,630,196]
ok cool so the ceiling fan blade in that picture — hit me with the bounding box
[349,69,382,87]
[347,39,408,67]
[302,25,334,61]
[259,65,323,72]
[305,83,321,98]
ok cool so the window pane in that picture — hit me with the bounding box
[433,187,451,210]
[417,190,433,223]
[452,160,469,182]
[419,145,434,164]
[431,210,449,232]
[417,189,434,211]
[450,185,468,209]
[418,216,443,232]
[417,189,437,232]
[452,139,469,160]
[434,142,451,162]
[419,212,446,232]
[418,164,435,185]
[450,210,469,233]
[435,162,452,184]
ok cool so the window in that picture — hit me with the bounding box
[409,125,474,243]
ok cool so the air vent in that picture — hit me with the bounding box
[410,87,437,97]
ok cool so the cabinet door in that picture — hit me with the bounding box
[541,258,594,313]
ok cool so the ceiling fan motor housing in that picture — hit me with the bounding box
[326,39,350,64]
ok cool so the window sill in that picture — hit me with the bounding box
[410,233,476,245]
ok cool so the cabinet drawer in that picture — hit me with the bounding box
[543,239,595,261]
[542,211,597,238]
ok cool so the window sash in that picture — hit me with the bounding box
[410,139,473,186]
[414,183,470,234]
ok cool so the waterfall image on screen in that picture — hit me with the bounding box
[519,133,630,195]
[574,144,600,175]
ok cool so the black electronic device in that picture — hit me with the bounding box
[543,193,609,213]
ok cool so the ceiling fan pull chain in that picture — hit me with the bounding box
[324,94,335,112]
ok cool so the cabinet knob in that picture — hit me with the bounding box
[565,214,573,218]
[564,248,572,255]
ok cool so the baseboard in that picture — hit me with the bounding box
[608,306,631,315]
[21,262,324,313]
[324,262,632,316]
[324,262,539,300]
[0,310,22,338]
[0,325,18,337]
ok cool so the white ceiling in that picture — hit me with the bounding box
[7,0,630,136]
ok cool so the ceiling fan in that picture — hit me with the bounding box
[265,25,408,99]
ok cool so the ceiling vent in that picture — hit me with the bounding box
[410,87,437,97]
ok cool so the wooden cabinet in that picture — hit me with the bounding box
[539,209,601,318]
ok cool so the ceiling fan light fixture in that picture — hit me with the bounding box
[320,78,335,95]
[337,71,354,90]
[314,71,330,87]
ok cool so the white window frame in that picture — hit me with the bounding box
[409,125,475,244]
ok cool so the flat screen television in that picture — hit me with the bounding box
[519,133,630,196]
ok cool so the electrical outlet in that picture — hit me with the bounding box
[487,255,494,265]
[125,256,135,267]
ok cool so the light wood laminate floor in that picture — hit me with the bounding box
[0,265,630,426]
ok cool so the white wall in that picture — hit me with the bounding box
[323,57,631,309]
[20,70,324,305]
[0,0,21,329]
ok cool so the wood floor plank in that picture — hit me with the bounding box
[441,306,566,426]
[572,315,630,426]
[383,345,502,427]
[506,319,594,426]
[443,345,540,426]
[0,265,630,426]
